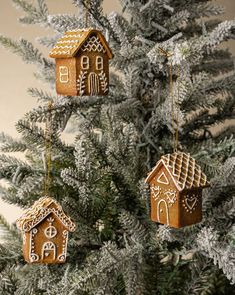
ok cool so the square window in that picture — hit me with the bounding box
[59,66,69,83]
[81,56,89,70]
[96,56,103,70]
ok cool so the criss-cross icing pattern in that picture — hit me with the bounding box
[81,35,106,53]
[16,197,76,233]
[49,28,112,59]
[161,152,208,190]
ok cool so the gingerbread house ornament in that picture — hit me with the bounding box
[145,152,210,228]
[49,28,113,96]
[16,197,76,264]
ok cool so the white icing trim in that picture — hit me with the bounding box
[29,229,39,262]
[57,40,80,44]
[89,72,100,95]
[32,228,38,234]
[151,185,161,201]
[23,208,76,232]
[81,36,106,53]
[30,253,39,262]
[44,226,57,239]
[164,163,182,191]
[145,160,182,191]
[54,45,76,49]
[81,55,89,70]
[68,28,91,33]
[47,217,54,224]
[157,199,169,225]
[63,34,85,38]
[185,198,197,210]
[96,56,103,70]
[42,241,56,260]
[156,172,169,185]
[58,230,68,262]
[29,230,34,252]
[77,70,87,96]
[50,50,71,55]
[164,189,177,205]
[59,66,69,83]
[98,70,108,93]
[182,194,198,213]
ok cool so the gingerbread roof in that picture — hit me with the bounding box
[145,152,209,191]
[49,28,113,59]
[16,197,76,233]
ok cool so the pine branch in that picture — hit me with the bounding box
[197,227,235,284]
[12,0,49,25]
[203,157,235,211]
[0,132,27,153]
[15,119,71,154]
[0,214,22,256]
[119,210,148,244]
[27,88,56,103]
[48,14,83,33]
[0,36,53,68]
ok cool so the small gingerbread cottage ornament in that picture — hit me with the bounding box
[145,152,209,228]
[49,28,113,96]
[16,197,76,264]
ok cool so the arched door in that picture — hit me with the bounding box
[42,241,56,260]
[157,199,169,225]
[89,72,99,95]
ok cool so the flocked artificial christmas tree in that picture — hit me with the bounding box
[0,0,235,294]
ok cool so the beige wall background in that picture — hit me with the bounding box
[0,0,234,226]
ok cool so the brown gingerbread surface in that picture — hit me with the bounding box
[17,196,76,264]
[49,28,113,96]
[146,152,209,228]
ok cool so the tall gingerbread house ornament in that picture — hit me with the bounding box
[49,28,113,96]
[145,152,210,228]
[16,197,76,264]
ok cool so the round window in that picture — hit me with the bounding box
[44,226,57,239]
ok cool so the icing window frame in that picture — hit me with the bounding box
[44,226,57,239]
[59,66,69,83]
[96,56,103,70]
[81,56,90,70]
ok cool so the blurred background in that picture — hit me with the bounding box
[0,0,234,224]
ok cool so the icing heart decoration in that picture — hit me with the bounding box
[45,252,50,257]
[151,186,161,200]
[164,190,176,204]
[185,195,197,211]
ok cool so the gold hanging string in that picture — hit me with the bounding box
[158,47,180,152]
[175,65,180,151]
[169,60,175,151]
[44,101,53,196]
[85,0,91,28]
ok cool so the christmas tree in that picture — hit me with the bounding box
[0,0,235,294]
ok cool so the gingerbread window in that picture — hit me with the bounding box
[81,56,89,70]
[96,56,103,70]
[59,66,69,83]
[45,226,57,239]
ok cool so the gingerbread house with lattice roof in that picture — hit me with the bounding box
[145,152,210,228]
[49,28,113,96]
[16,197,76,264]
